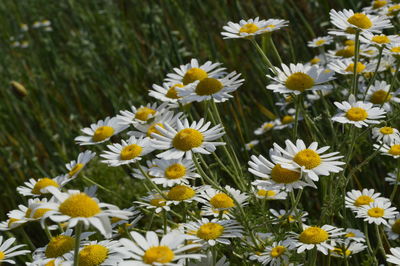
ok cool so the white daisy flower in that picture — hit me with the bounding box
[135,191,171,214]
[290,224,344,255]
[148,158,200,187]
[356,200,398,225]
[117,102,169,126]
[221,17,288,39]
[360,32,400,47]
[185,218,243,246]
[100,136,153,166]
[64,150,96,181]
[74,117,127,145]
[374,140,400,158]
[330,242,367,258]
[308,36,334,48]
[254,121,276,135]
[385,213,400,240]
[332,95,386,128]
[364,80,400,109]
[383,3,400,17]
[372,126,400,144]
[383,42,400,57]
[387,247,400,265]
[329,9,392,36]
[166,185,204,205]
[345,189,388,211]
[385,171,400,185]
[342,228,366,243]
[0,236,30,264]
[328,59,372,75]
[36,190,133,237]
[266,63,335,95]
[119,231,204,265]
[253,186,287,200]
[165,58,225,86]
[245,140,259,151]
[199,185,248,215]
[149,82,184,104]
[363,0,391,13]
[176,71,244,103]
[255,240,293,266]
[17,176,64,197]
[151,118,225,160]
[270,209,308,224]
[188,252,229,266]
[271,139,345,182]
[308,54,327,66]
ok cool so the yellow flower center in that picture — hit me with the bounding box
[195,78,223,96]
[347,13,372,29]
[270,164,301,184]
[299,227,329,244]
[389,144,400,156]
[143,246,175,264]
[0,251,4,260]
[210,193,235,209]
[335,46,355,58]
[182,68,208,85]
[150,198,166,207]
[281,115,294,124]
[270,246,286,257]
[257,189,276,197]
[368,207,385,217]
[293,149,321,169]
[388,5,400,16]
[59,193,101,218]
[263,123,275,129]
[45,260,55,266]
[373,0,387,9]
[92,126,114,142]
[315,39,326,46]
[135,107,156,122]
[30,208,52,219]
[391,219,400,234]
[345,40,355,46]
[372,35,390,44]
[147,123,164,137]
[79,244,108,266]
[345,232,356,237]
[120,144,142,160]
[346,107,368,121]
[310,57,321,65]
[333,247,352,257]
[166,84,183,99]
[380,127,394,135]
[285,72,315,92]
[45,235,75,258]
[172,128,204,151]
[68,163,84,177]
[197,222,224,240]
[8,218,19,228]
[370,90,392,104]
[32,178,59,195]
[167,185,195,201]
[354,195,374,206]
[165,163,186,179]
[345,62,366,73]
[391,47,400,53]
[345,27,358,34]
[239,23,260,34]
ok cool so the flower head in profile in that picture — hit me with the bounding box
[254,239,293,265]
[75,117,127,145]
[221,17,288,39]
[374,140,400,158]
[329,242,367,258]
[308,36,333,48]
[64,150,96,181]
[117,102,169,126]
[345,188,388,211]
[17,176,64,197]
[385,213,400,240]
[360,32,400,47]
[372,126,400,144]
[328,59,372,75]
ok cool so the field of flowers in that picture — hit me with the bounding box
[2,0,400,265]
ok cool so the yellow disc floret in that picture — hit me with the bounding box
[45,235,75,258]
[239,23,260,34]
[0,251,5,261]
[44,260,55,266]
[347,13,373,29]
[79,244,108,266]
[270,246,286,258]
[380,127,394,135]
[92,126,114,142]
[197,222,224,240]
[310,57,321,65]
[373,0,387,9]
[332,247,352,257]
[372,35,390,44]
[293,149,321,169]
[32,208,52,219]
[299,227,329,244]
[195,78,223,96]
[173,128,204,151]
[315,39,326,46]
[367,207,385,217]
[166,84,183,99]
[143,246,175,264]
[59,193,101,218]
[281,115,294,124]
[354,195,374,206]
[391,219,400,234]
[271,164,301,184]
[165,163,186,179]
[346,107,368,121]
[389,144,400,156]
[183,68,208,85]
[210,193,235,209]
[335,46,355,58]
[167,185,195,201]
[120,144,142,160]
[150,198,166,207]
[68,163,84,177]
[345,62,366,73]
[32,178,59,195]
[285,72,315,92]
[370,90,391,104]
[135,107,156,122]
[257,189,276,197]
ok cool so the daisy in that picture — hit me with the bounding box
[117,102,169,126]
[245,140,259,151]
[119,231,204,265]
[74,117,126,145]
[387,247,400,265]
[176,71,244,103]
[345,189,388,211]
[151,118,225,160]
[385,213,400,239]
[372,126,400,144]
[308,54,327,66]
[221,17,288,39]
[149,82,184,104]
[271,139,345,181]
[148,158,200,187]
[329,9,392,36]
[360,32,400,47]
[364,80,400,108]
[165,58,225,86]
[374,140,400,158]
[0,201,37,231]
[384,3,400,17]
[331,95,386,128]
[0,236,30,264]
[36,190,133,237]
[266,63,335,95]
[270,209,308,224]
[342,228,366,243]
[308,36,334,48]
[253,186,287,200]
[135,191,171,214]
[329,242,367,258]
[100,136,153,166]
[64,150,96,180]
[256,240,293,266]
[188,252,229,266]
[111,207,142,233]
[254,121,276,135]
[385,171,400,185]
[17,176,64,197]
[328,59,372,75]
[384,42,400,57]
[166,185,204,205]
[290,224,344,255]
[363,0,391,13]
[356,200,398,225]
[184,218,243,246]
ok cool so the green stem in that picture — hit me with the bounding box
[137,163,166,199]
[73,222,83,266]
[351,31,361,96]
[375,224,386,258]
[390,164,400,201]
[363,46,384,100]
[381,60,400,108]
[163,210,167,234]
[268,35,283,65]
[250,38,277,74]
[293,94,301,140]
[20,228,36,251]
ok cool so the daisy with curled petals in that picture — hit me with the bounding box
[244,140,259,151]
[148,158,200,187]
[17,176,64,197]
[185,218,243,246]
[270,209,308,224]
[117,102,169,126]
[165,58,225,86]
[221,17,288,39]
[345,188,388,211]
[342,228,366,243]
[119,231,204,265]
[385,213,400,240]
[166,185,204,205]
[374,140,400,158]
[372,126,400,144]
[329,242,366,258]
[253,186,287,200]
[384,42,400,58]
[36,190,133,238]
[75,117,127,145]
[331,95,386,128]
[307,36,333,48]
[385,171,400,185]
[290,224,344,255]
[176,71,244,103]
[271,139,345,182]
[328,59,372,75]
[151,118,225,160]
[64,150,96,181]
[100,136,153,167]
[149,82,184,104]
[266,63,335,95]
[254,121,276,135]
[387,247,400,265]
[0,236,30,264]
[360,32,400,47]
[329,9,392,36]
[0,200,38,231]
[364,80,400,109]
[135,191,171,214]
[255,239,293,266]
[356,200,398,225]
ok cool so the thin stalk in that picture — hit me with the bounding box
[351,31,361,96]
[163,210,167,234]
[381,60,400,108]
[250,38,277,74]
[375,224,386,258]
[137,163,166,199]
[309,246,318,266]
[44,224,53,240]
[293,94,301,140]
[73,222,83,266]
[20,228,36,251]
[212,246,217,266]
[363,46,384,100]
[390,164,400,201]
[268,36,283,65]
